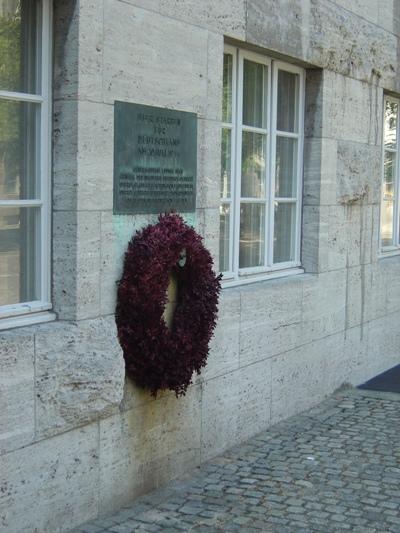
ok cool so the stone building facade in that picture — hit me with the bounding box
[1,1,400,531]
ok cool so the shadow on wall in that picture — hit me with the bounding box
[99,377,203,514]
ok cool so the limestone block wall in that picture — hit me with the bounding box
[1,1,400,531]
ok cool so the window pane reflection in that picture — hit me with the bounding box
[243,59,266,128]
[221,128,231,198]
[277,70,298,132]
[219,204,230,272]
[222,53,232,123]
[239,203,265,268]
[0,0,39,93]
[241,131,265,198]
[384,101,398,150]
[275,137,297,198]
[274,202,296,263]
[383,151,396,200]
[0,99,39,200]
[381,201,394,247]
[0,206,40,306]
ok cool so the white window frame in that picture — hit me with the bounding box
[0,0,53,329]
[220,45,305,287]
[379,94,400,257]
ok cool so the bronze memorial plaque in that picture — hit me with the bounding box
[114,101,197,215]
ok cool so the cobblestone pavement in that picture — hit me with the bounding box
[71,388,400,533]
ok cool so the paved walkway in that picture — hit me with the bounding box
[72,388,400,533]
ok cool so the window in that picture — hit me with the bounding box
[0,0,52,328]
[220,46,305,284]
[380,95,400,253]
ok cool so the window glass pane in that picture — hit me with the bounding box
[277,70,299,133]
[384,101,398,150]
[221,128,231,198]
[273,202,296,263]
[239,203,265,268]
[383,151,396,200]
[0,206,40,306]
[241,131,265,198]
[243,59,266,128]
[0,0,39,93]
[219,204,230,272]
[381,200,394,247]
[275,136,297,198]
[0,99,39,200]
[222,53,232,123]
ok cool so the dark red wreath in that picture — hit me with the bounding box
[116,213,222,396]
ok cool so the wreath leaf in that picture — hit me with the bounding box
[116,213,222,396]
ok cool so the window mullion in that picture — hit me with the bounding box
[276,130,299,139]
[380,96,388,250]
[229,49,238,276]
[395,102,400,247]
[220,47,236,276]
[295,68,305,262]
[233,50,243,279]
[0,200,42,207]
[274,198,298,203]
[392,155,398,247]
[242,125,268,135]
[240,198,267,203]
[380,96,399,251]
[268,62,278,267]
[262,59,272,270]
[0,90,44,103]
[40,0,52,304]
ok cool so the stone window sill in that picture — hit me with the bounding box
[0,311,56,331]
